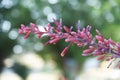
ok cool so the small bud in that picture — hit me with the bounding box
[47,23,51,31]
[108,38,115,45]
[86,25,91,31]
[61,47,69,57]
[71,32,76,35]
[18,29,23,34]
[30,23,36,27]
[21,24,25,29]
[24,32,31,39]
[64,26,70,32]
[97,55,104,60]
[80,31,87,38]
[96,29,102,35]
[83,49,93,54]
[53,18,60,26]
[49,38,60,44]
[96,35,104,42]
[89,46,94,49]
[106,57,111,61]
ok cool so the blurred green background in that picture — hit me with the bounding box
[0,0,120,80]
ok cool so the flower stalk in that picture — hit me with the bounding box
[19,19,120,68]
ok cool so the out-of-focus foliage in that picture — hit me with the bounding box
[0,0,120,80]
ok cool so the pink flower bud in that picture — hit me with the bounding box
[83,49,93,54]
[77,43,84,47]
[71,32,76,35]
[89,46,94,49]
[96,29,102,35]
[80,32,87,38]
[87,32,91,37]
[24,31,31,39]
[105,57,112,61]
[53,28,60,33]
[97,55,104,60]
[53,18,60,26]
[104,39,109,47]
[30,22,38,29]
[61,47,69,57]
[108,38,115,45]
[35,31,44,38]
[18,29,23,34]
[96,35,104,42]
[21,24,25,29]
[64,26,71,32]
[117,43,120,49]
[47,23,51,31]
[49,38,60,44]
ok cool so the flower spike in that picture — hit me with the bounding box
[19,19,120,69]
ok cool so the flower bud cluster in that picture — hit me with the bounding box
[19,19,120,68]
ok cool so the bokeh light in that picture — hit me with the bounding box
[1,69,22,80]
[13,45,23,54]
[1,20,11,32]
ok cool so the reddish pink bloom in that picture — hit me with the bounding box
[19,19,120,69]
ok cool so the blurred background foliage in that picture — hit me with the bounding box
[0,0,120,80]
